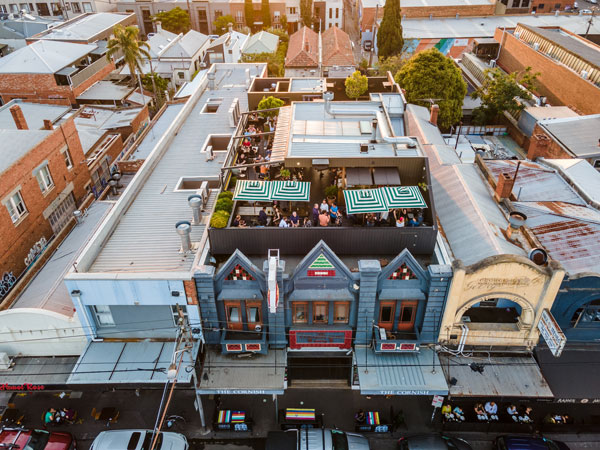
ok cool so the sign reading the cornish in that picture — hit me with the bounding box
[307,254,335,277]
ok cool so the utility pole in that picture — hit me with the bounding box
[368,3,378,68]
[585,8,596,39]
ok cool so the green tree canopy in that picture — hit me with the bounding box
[280,14,288,31]
[107,25,151,87]
[214,14,236,35]
[142,72,169,93]
[245,0,254,28]
[377,0,403,60]
[262,0,271,28]
[471,67,539,125]
[376,53,409,76]
[257,96,284,117]
[395,48,466,129]
[345,71,368,100]
[152,7,191,35]
[300,0,313,28]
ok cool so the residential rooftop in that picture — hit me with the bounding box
[0,100,70,130]
[0,129,51,176]
[538,114,600,159]
[76,81,134,102]
[0,40,97,74]
[147,28,209,59]
[361,0,493,7]
[243,30,279,54]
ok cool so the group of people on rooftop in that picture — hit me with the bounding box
[235,114,278,178]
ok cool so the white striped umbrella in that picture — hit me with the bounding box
[381,186,427,209]
[233,180,273,201]
[271,181,311,202]
[343,189,389,214]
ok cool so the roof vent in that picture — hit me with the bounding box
[506,211,526,239]
[188,195,203,225]
[207,72,216,90]
[360,144,369,153]
[529,248,548,266]
[175,220,192,252]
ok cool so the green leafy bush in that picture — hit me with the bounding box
[210,210,230,228]
[218,191,234,200]
[215,197,233,213]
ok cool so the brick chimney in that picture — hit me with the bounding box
[495,161,520,201]
[527,133,550,160]
[429,104,440,126]
[9,105,28,130]
[43,119,53,130]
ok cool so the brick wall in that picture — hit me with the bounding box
[527,123,573,159]
[130,105,150,135]
[0,117,91,279]
[495,28,600,115]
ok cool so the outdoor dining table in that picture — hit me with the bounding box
[215,410,251,431]
[279,408,321,430]
[355,411,391,433]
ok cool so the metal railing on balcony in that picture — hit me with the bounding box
[70,57,111,88]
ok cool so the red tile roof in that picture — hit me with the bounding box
[285,26,319,68]
[322,26,356,67]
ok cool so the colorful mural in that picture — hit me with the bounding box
[404,38,476,58]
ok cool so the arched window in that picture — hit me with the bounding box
[571,299,600,327]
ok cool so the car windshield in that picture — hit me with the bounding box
[24,431,50,450]
[330,430,348,450]
[141,432,163,450]
[546,440,560,450]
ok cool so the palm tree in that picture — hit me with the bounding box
[106,25,151,88]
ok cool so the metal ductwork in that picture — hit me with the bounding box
[188,195,203,225]
[207,72,216,90]
[109,179,119,196]
[175,220,192,252]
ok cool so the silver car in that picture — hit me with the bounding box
[267,428,370,450]
[90,429,188,450]
[398,434,473,450]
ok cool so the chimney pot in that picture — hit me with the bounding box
[9,105,28,130]
[43,119,53,130]
[495,172,515,200]
[228,22,233,33]
[429,104,440,126]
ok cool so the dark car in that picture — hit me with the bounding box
[363,40,373,52]
[496,436,570,450]
[398,434,473,450]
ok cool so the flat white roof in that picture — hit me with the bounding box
[0,40,96,74]
[33,12,133,42]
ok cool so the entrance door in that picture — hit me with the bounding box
[225,301,243,330]
[378,301,395,331]
[397,301,418,331]
[287,354,352,385]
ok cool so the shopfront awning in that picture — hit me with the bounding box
[355,347,448,395]
[67,341,199,385]
[381,186,427,209]
[288,289,354,301]
[372,167,402,186]
[271,180,311,202]
[346,167,373,187]
[343,189,388,214]
[535,346,600,401]
[197,349,286,395]
[378,288,425,300]
[233,180,272,201]
[439,354,553,398]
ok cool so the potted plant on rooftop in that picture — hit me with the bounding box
[325,185,338,205]
[279,168,291,180]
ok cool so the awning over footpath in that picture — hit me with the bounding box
[536,345,600,402]
[355,348,448,395]
[67,341,199,385]
[439,354,553,398]
[0,357,78,388]
[197,349,286,395]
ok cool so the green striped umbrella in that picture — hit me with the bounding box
[233,180,272,201]
[343,189,389,214]
[271,181,311,202]
[381,186,427,208]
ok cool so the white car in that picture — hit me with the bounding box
[90,430,188,450]
[580,8,593,12]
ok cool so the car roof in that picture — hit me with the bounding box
[407,435,448,450]
[503,436,549,450]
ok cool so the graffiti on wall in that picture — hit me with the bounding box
[404,38,476,59]
[24,237,47,267]
[0,272,16,300]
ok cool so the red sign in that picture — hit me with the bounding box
[0,384,45,391]
[307,270,336,277]
[289,329,352,349]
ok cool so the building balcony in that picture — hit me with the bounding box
[221,328,267,354]
[373,327,420,353]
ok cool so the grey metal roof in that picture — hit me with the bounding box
[355,348,448,395]
[197,348,286,394]
[0,357,77,385]
[0,40,97,74]
[543,158,600,207]
[130,104,185,160]
[0,100,69,130]
[361,0,491,7]
[243,30,279,54]
[539,115,600,159]
[439,354,553,398]
[77,81,134,101]
[88,64,265,273]
[12,201,113,316]
[520,24,600,70]
[0,129,52,176]
[289,78,325,92]
[33,12,133,42]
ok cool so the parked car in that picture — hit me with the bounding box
[363,40,373,52]
[495,436,570,450]
[90,430,188,450]
[0,427,75,450]
[589,0,597,5]
[398,434,473,450]
[267,428,370,450]
[580,8,593,13]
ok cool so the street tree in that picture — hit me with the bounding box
[245,0,254,28]
[471,67,539,125]
[395,48,466,129]
[214,14,236,35]
[280,14,288,31]
[258,96,284,117]
[376,53,409,76]
[153,8,191,34]
[300,0,313,28]
[345,71,368,100]
[377,0,403,60]
[262,0,271,28]
[107,25,151,88]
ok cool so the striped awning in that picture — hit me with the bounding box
[233,180,272,201]
[381,186,427,208]
[271,181,311,201]
[343,189,389,214]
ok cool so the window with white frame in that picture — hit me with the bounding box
[19,3,29,12]
[287,7,296,14]
[9,4,18,13]
[236,11,243,22]
[82,1,91,11]
[63,149,73,169]
[93,305,115,326]
[35,165,54,193]
[4,190,27,223]
[71,1,80,12]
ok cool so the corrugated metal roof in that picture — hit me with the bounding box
[0,129,52,176]
[539,115,600,159]
[439,354,553,398]
[34,13,132,42]
[0,40,97,74]
[243,31,279,54]
[0,100,69,130]
[486,160,586,205]
[543,159,600,207]
[0,357,77,385]
[89,65,264,273]
[131,104,185,160]
[77,81,133,101]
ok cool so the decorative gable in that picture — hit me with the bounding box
[226,264,255,281]
[388,263,418,281]
[307,254,336,276]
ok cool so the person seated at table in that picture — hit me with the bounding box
[396,216,405,227]
[279,216,290,228]
[519,406,533,424]
[354,409,366,424]
[319,210,330,227]
[242,137,252,149]
[44,408,56,425]
[485,401,499,421]
[250,112,258,121]
[441,403,454,421]
[452,406,466,421]
[303,217,312,227]
[231,215,241,227]
[290,211,300,227]
[60,407,76,424]
[238,218,247,228]
[258,207,268,226]
[365,213,375,227]
[507,404,519,422]
[407,216,419,227]
[474,403,488,421]
[320,199,329,213]
[272,207,282,226]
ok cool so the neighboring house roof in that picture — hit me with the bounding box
[542,158,600,208]
[0,40,96,74]
[208,30,249,52]
[538,114,600,159]
[321,26,355,67]
[0,129,52,176]
[76,81,134,102]
[148,28,209,59]
[29,12,133,42]
[0,100,69,130]
[286,26,318,67]
[243,30,279,54]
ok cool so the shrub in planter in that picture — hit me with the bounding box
[215,197,233,213]
[324,185,338,199]
[218,191,234,200]
[210,210,230,228]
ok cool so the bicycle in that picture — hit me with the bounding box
[165,414,186,431]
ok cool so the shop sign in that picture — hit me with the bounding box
[196,389,285,395]
[432,395,444,408]
[556,398,600,404]
[538,309,566,357]
[307,254,335,277]
[308,270,336,277]
[0,384,45,391]
[376,390,435,395]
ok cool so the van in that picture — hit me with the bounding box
[267,428,370,450]
[90,430,188,450]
